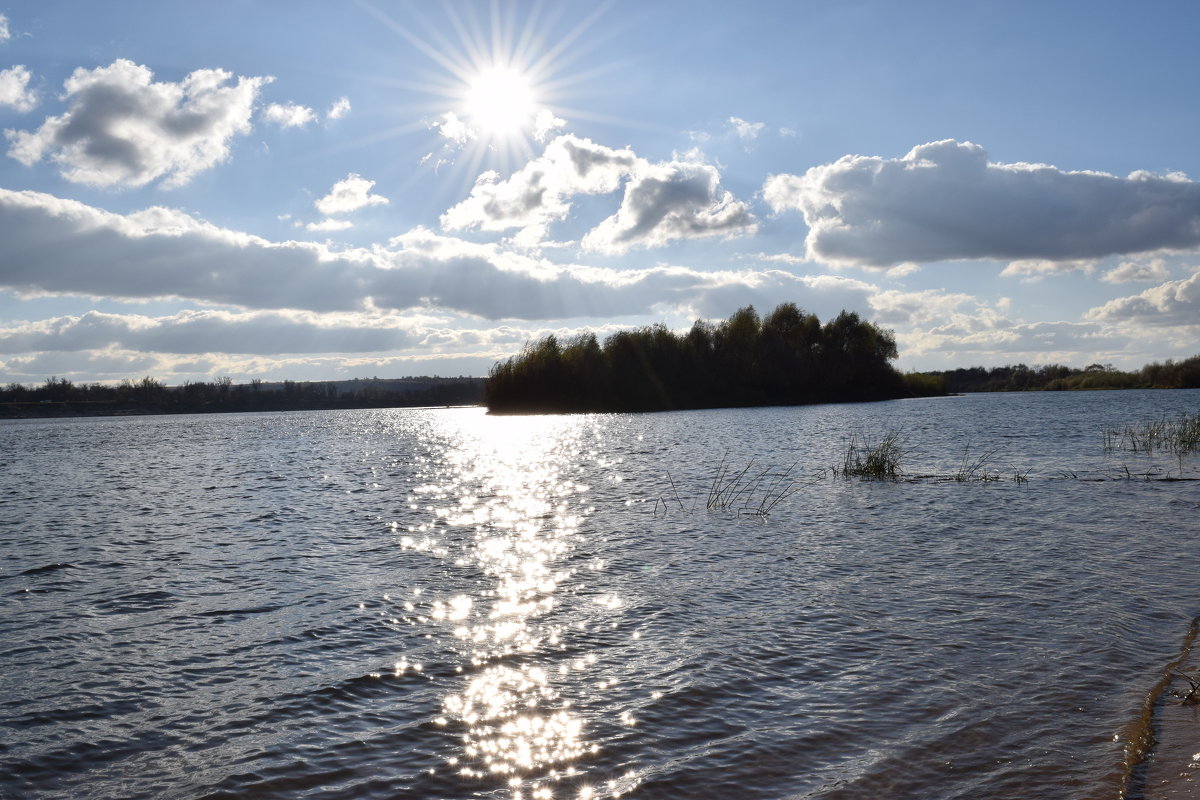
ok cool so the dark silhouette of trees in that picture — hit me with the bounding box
[485,303,915,414]
[0,376,484,418]
[910,354,1200,393]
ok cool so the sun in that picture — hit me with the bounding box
[464,66,536,139]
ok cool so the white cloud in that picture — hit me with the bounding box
[314,173,389,216]
[0,13,9,43]
[906,319,1122,360]
[1085,271,1200,326]
[740,251,809,265]
[430,111,473,147]
[533,108,566,143]
[443,135,755,251]
[1101,257,1170,284]
[0,187,846,324]
[327,96,351,120]
[729,116,764,142]
[868,288,976,326]
[582,157,756,253]
[764,139,1200,269]
[306,218,354,232]
[5,59,268,188]
[1000,258,1098,280]
[886,263,920,279]
[0,65,35,112]
[262,102,316,127]
[440,135,638,235]
[0,309,422,355]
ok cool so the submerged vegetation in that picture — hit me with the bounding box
[663,418,1200,517]
[833,431,906,479]
[1103,412,1200,455]
[656,453,823,518]
[487,303,929,414]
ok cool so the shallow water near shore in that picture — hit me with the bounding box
[3,390,1199,799]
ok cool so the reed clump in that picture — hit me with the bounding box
[1103,412,1200,455]
[706,456,806,517]
[834,431,905,480]
[656,453,819,518]
[952,443,1000,482]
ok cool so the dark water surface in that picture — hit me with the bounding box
[3,390,1199,799]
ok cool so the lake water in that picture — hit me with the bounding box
[3,390,1200,800]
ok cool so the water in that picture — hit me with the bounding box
[2,390,1199,800]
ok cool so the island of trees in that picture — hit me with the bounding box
[4,307,1197,419]
[485,303,920,414]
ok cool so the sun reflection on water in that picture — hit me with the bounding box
[396,410,621,798]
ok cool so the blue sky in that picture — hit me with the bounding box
[1,0,1198,385]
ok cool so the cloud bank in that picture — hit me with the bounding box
[0,188,793,322]
[764,139,1200,268]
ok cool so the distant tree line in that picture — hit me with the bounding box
[915,356,1200,393]
[485,303,923,414]
[0,376,484,418]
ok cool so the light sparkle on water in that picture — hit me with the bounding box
[392,411,630,798]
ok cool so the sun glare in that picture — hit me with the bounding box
[464,67,536,138]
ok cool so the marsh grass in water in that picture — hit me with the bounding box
[833,431,906,479]
[950,443,1001,482]
[657,453,822,518]
[1103,411,1200,454]
[658,421,1195,517]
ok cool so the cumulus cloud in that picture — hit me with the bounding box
[1101,257,1169,284]
[533,108,566,143]
[314,173,389,216]
[0,13,9,43]
[582,158,757,253]
[441,135,637,235]
[262,102,316,127]
[306,218,354,232]
[0,65,36,112]
[1085,271,1200,326]
[430,111,473,146]
[327,96,351,120]
[5,59,268,188]
[443,135,755,251]
[764,139,1200,269]
[729,116,764,142]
